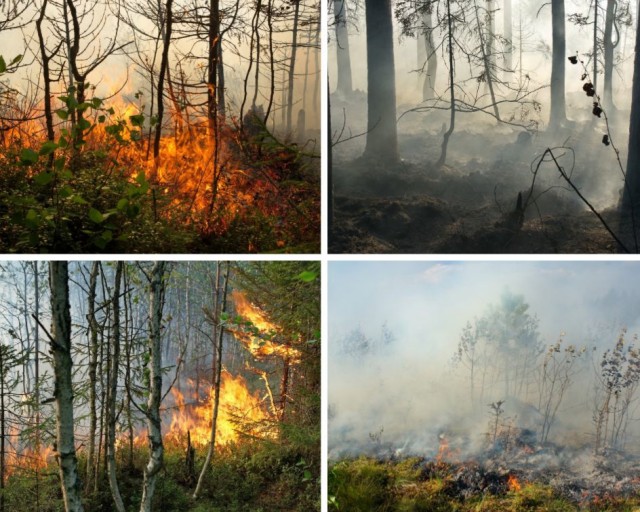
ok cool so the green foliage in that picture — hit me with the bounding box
[5,440,318,512]
[329,458,393,512]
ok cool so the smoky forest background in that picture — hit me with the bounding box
[329,0,640,253]
[329,261,640,510]
[0,260,320,511]
[0,0,320,254]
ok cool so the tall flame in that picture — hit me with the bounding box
[231,290,301,362]
[164,370,269,448]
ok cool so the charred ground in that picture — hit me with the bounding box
[330,91,630,254]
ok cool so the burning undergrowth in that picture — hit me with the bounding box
[330,435,640,510]
[0,96,320,253]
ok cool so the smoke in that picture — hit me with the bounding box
[329,261,640,460]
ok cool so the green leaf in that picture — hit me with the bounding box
[88,208,104,223]
[130,129,141,141]
[77,118,91,131]
[101,230,113,242]
[127,204,141,218]
[20,148,39,165]
[116,198,129,211]
[297,270,317,282]
[0,56,6,74]
[135,171,147,185]
[54,157,66,172]
[70,195,88,205]
[129,114,145,127]
[58,185,73,198]
[56,109,68,120]
[39,141,58,156]
[58,136,68,149]
[26,209,37,221]
[91,97,103,108]
[10,55,22,66]
[98,115,106,124]
[93,237,107,250]
[33,172,54,186]
[77,102,92,112]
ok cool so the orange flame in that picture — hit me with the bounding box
[436,436,450,464]
[508,474,522,492]
[163,371,269,448]
[231,290,301,362]
[3,424,54,478]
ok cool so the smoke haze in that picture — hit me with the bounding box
[329,261,640,459]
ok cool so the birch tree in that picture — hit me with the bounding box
[49,262,83,512]
[139,261,167,512]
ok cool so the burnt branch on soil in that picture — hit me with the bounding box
[532,147,630,253]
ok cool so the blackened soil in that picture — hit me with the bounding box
[330,129,625,254]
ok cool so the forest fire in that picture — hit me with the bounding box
[4,436,53,478]
[163,371,270,449]
[231,290,301,362]
[507,474,521,492]
[0,90,319,253]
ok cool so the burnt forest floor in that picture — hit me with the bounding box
[330,91,635,254]
[329,455,640,511]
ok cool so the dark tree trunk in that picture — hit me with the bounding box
[107,263,125,512]
[86,262,99,491]
[153,0,174,177]
[603,0,617,110]
[334,0,352,96]
[286,0,301,134]
[363,0,398,163]
[621,11,640,240]
[549,0,567,128]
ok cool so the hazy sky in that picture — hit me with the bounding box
[329,260,640,358]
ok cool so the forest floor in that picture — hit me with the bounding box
[330,91,632,254]
[329,455,640,511]
[5,440,319,512]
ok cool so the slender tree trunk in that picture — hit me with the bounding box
[334,0,353,96]
[594,0,599,93]
[504,0,513,77]
[549,0,567,128]
[421,3,437,101]
[207,0,221,135]
[193,262,230,499]
[107,263,125,512]
[0,347,5,512]
[328,80,333,233]
[36,0,54,146]
[140,262,167,512]
[436,0,456,168]
[279,357,291,421]
[286,0,301,133]
[153,0,174,180]
[475,0,500,120]
[86,262,99,490]
[603,0,617,110]
[363,0,399,163]
[49,262,84,512]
